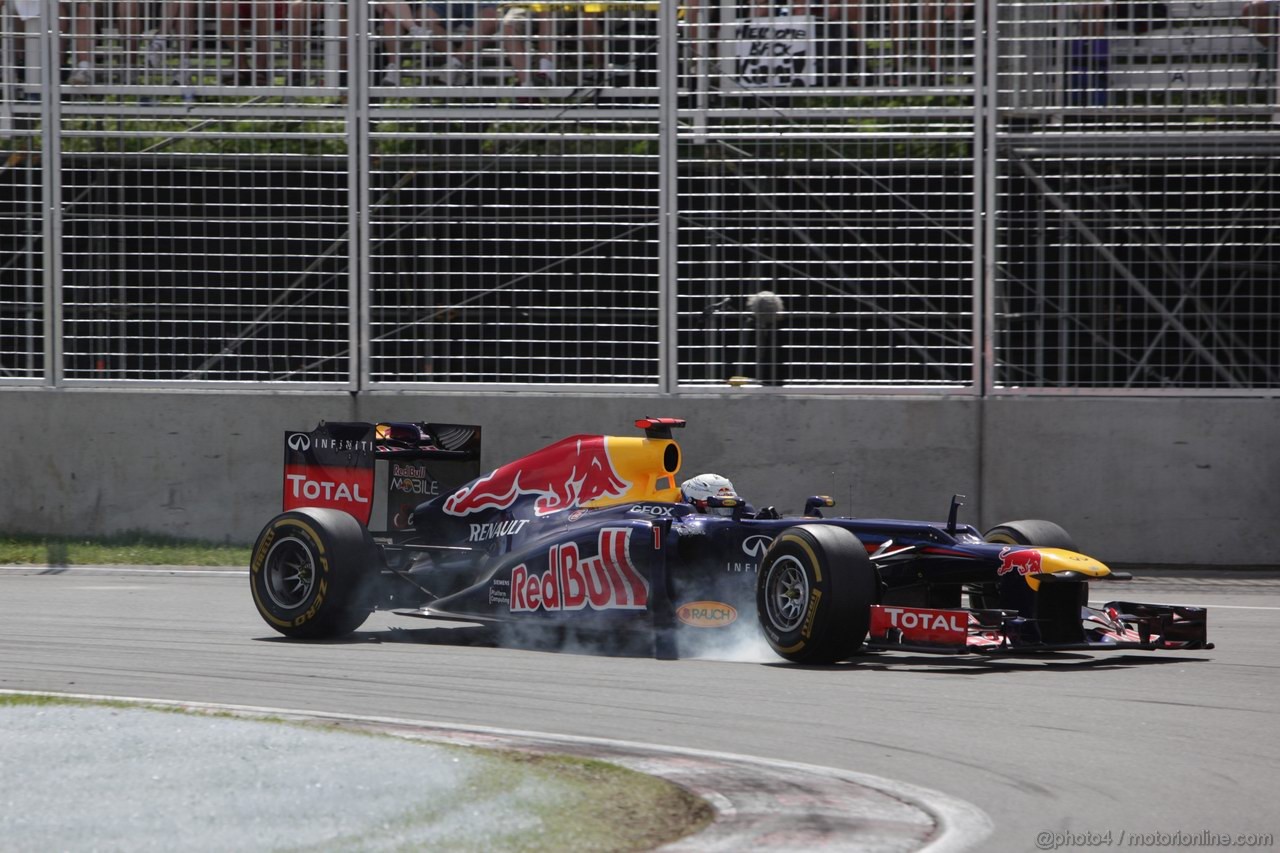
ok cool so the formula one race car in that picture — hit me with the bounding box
[250,418,1211,663]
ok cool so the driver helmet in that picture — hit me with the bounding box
[681,473,741,517]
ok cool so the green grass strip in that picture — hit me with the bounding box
[0,532,251,567]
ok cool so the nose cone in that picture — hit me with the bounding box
[1038,547,1111,577]
[1012,547,1110,592]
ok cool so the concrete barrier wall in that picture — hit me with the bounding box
[2,389,1276,565]
[981,397,1280,566]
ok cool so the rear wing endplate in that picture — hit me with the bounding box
[283,421,481,530]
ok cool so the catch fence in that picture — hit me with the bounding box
[1,0,1276,393]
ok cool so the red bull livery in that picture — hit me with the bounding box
[249,417,1212,664]
[444,435,632,516]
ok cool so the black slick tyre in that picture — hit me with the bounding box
[756,524,877,664]
[974,519,1078,610]
[249,508,378,639]
[984,519,1077,551]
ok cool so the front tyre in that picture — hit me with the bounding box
[250,508,378,639]
[984,519,1077,551]
[756,525,877,664]
[973,519,1079,610]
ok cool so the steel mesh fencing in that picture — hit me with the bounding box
[363,0,669,387]
[367,134,664,386]
[0,1,1276,392]
[675,142,979,388]
[48,3,353,384]
[992,0,1280,391]
[673,0,980,387]
[0,1,43,381]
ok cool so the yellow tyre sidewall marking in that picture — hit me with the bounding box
[250,518,330,630]
[773,532,824,653]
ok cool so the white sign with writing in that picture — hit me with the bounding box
[720,15,817,90]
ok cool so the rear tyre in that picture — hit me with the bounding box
[249,508,378,639]
[756,525,877,664]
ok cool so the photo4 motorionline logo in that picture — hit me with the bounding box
[1036,829,1274,850]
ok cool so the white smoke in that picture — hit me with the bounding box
[668,621,778,663]
[476,618,779,663]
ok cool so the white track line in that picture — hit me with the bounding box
[0,565,245,576]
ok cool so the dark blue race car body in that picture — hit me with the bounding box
[250,418,1211,663]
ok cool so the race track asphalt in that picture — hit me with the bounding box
[1,564,1276,852]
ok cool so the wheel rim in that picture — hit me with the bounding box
[764,555,809,632]
[263,535,317,610]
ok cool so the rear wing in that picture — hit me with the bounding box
[283,421,481,530]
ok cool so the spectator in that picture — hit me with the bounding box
[281,0,326,84]
[1068,1,1111,105]
[62,2,147,83]
[7,0,38,20]
[791,0,862,85]
[495,2,554,85]
[376,1,447,85]
[426,0,553,87]
[62,1,97,84]
[920,0,972,72]
[113,1,146,79]
[218,1,273,85]
[1242,0,1277,59]
[145,1,200,86]
[556,4,606,83]
[218,0,322,86]
[7,0,40,95]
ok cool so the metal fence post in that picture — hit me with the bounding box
[351,1,370,391]
[659,0,679,393]
[40,1,62,387]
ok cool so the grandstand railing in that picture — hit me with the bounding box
[1,1,1276,394]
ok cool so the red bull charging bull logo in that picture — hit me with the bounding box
[510,528,648,613]
[444,435,631,517]
[997,547,1043,577]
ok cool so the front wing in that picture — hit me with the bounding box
[866,602,1212,655]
